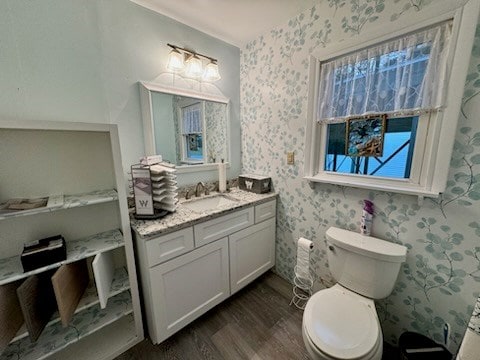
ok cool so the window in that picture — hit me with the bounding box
[325,116,418,179]
[179,102,205,164]
[304,2,479,197]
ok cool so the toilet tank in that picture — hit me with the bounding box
[326,227,407,299]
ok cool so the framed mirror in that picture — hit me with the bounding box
[139,80,230,173]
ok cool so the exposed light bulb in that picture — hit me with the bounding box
[203,61,221,82]
[185,54,203,78]
[166,48,184,72]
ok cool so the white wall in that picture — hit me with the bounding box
[0,0,240,186]
[151,92,176,163]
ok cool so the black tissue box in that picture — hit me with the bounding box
[21,235,67,272]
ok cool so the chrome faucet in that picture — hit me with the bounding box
[195,182,205,197]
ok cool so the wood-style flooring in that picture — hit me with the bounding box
[116,271,399,360]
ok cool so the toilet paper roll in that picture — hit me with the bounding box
[296,237,313,280]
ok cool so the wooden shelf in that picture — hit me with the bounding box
[0,229,125,286]
[0,189,118,221]
[11,267,130,343]
[1,291,133,360]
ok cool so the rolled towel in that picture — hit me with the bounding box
[457,296,480,360]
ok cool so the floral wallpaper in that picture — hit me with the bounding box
[240,0,480,352]
[172,96,182,165]
[205,101,228,163]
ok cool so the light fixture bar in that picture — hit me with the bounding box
[167,43,218,63]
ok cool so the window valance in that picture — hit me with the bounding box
[317,21,452,124]
[182,104,202,133]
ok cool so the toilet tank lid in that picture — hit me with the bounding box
[326,227,407,263]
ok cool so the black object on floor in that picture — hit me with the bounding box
[399,332,452,359]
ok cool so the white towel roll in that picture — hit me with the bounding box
[457,296,480,360]
[296,237,313,280]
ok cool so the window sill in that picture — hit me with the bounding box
[304,174,440,198]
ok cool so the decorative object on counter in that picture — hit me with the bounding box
[21,235,67,272]
[131,162,178,219]
[238,174,271,194]
[139,154,163,166]
[218,160,227,193]
[290,238,314,310]
[17,272,57,342]
[131,164,154,216]
[0,195,64,217]
[360,200,374,236]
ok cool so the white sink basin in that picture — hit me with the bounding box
[182,194,239,212]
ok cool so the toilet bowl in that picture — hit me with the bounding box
[302,285,382,360]
[301,227,407,360]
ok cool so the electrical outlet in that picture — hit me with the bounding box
[287,152,295,165]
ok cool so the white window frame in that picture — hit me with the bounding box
[304,1,480,198]
[177,99,207,165]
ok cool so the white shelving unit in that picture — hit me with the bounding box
[0,121,143,360]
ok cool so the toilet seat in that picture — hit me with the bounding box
[303,285,380,359]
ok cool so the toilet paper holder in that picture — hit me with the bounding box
[290,237,314,310]
[290,265,314,310]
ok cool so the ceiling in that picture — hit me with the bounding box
[131,0,320,47]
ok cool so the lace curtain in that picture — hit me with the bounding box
[317,21,452,123]
[182,103,202,133]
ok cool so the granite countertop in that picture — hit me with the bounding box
[130,187,278,239]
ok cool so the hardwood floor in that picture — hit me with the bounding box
[116,271,400,360]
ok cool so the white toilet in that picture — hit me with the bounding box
[302,227,407,360]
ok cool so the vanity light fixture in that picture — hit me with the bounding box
[203,61,221,82]
[166,43,221,82]
[185,54,203,78]
[166,48,184,72]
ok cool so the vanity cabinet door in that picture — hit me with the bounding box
[229,217,276,294]
[148,238,230,344]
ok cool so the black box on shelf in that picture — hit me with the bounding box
[238,174,272,194]
[21,235,67,272]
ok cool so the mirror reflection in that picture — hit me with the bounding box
[151,92,228,166]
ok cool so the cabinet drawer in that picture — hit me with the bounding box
[146,227,194,267]
[255,200,276,223]
[194,207,254,248]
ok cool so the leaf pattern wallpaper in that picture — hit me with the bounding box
[205,101,228,163]
[240,0,480,351]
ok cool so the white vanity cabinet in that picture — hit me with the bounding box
[134,198,276,344]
